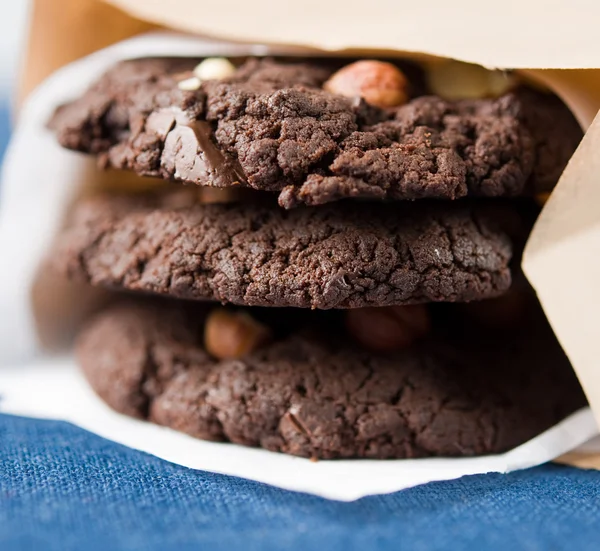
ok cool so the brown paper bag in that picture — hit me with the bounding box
[19,0,600,466]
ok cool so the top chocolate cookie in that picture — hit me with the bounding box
[50,57,582,208]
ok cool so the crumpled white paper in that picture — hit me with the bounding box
[0,33,597,501]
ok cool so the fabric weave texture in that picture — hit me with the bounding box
[2,413,600,551]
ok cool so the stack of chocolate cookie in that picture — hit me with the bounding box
[48,56,587,459]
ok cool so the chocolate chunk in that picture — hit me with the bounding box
[160,119,246,188]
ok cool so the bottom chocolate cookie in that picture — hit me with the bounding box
[76,299,586,459]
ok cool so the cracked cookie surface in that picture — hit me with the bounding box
[50,58,582,208]
[49,192,513,309]
[76,299,586,459]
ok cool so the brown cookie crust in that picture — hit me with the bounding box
[76,299,586,459]
[50,58,582,208]
[50,193,513,309]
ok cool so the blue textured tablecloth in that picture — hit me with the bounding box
[2,414,600,551]
[1,106,600,551]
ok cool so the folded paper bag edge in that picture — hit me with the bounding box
[21,0,600,102]
[523,110,600,429]
[102,0,600,69]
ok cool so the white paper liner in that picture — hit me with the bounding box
[0,32,597,500]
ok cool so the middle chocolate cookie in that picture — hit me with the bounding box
[50,191,513,309]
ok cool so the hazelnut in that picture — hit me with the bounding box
[427,60,516,100]
[324,60,409,108]
[193,57,236,81]
[177,76,201,91]
[345,305,431,352]
[204,308,271,360]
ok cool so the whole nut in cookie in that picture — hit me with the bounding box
[324,60,409,108]
[345,305,431,352]
[193,57,236,81]
[427,60,516,100]
[204,308,272,360]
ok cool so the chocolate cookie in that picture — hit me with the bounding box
[50,192,513,309]
[76,299,586,459]
[50,58,582,208]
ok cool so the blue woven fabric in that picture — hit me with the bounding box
[2,103,600,551]
[1,413,600,551]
